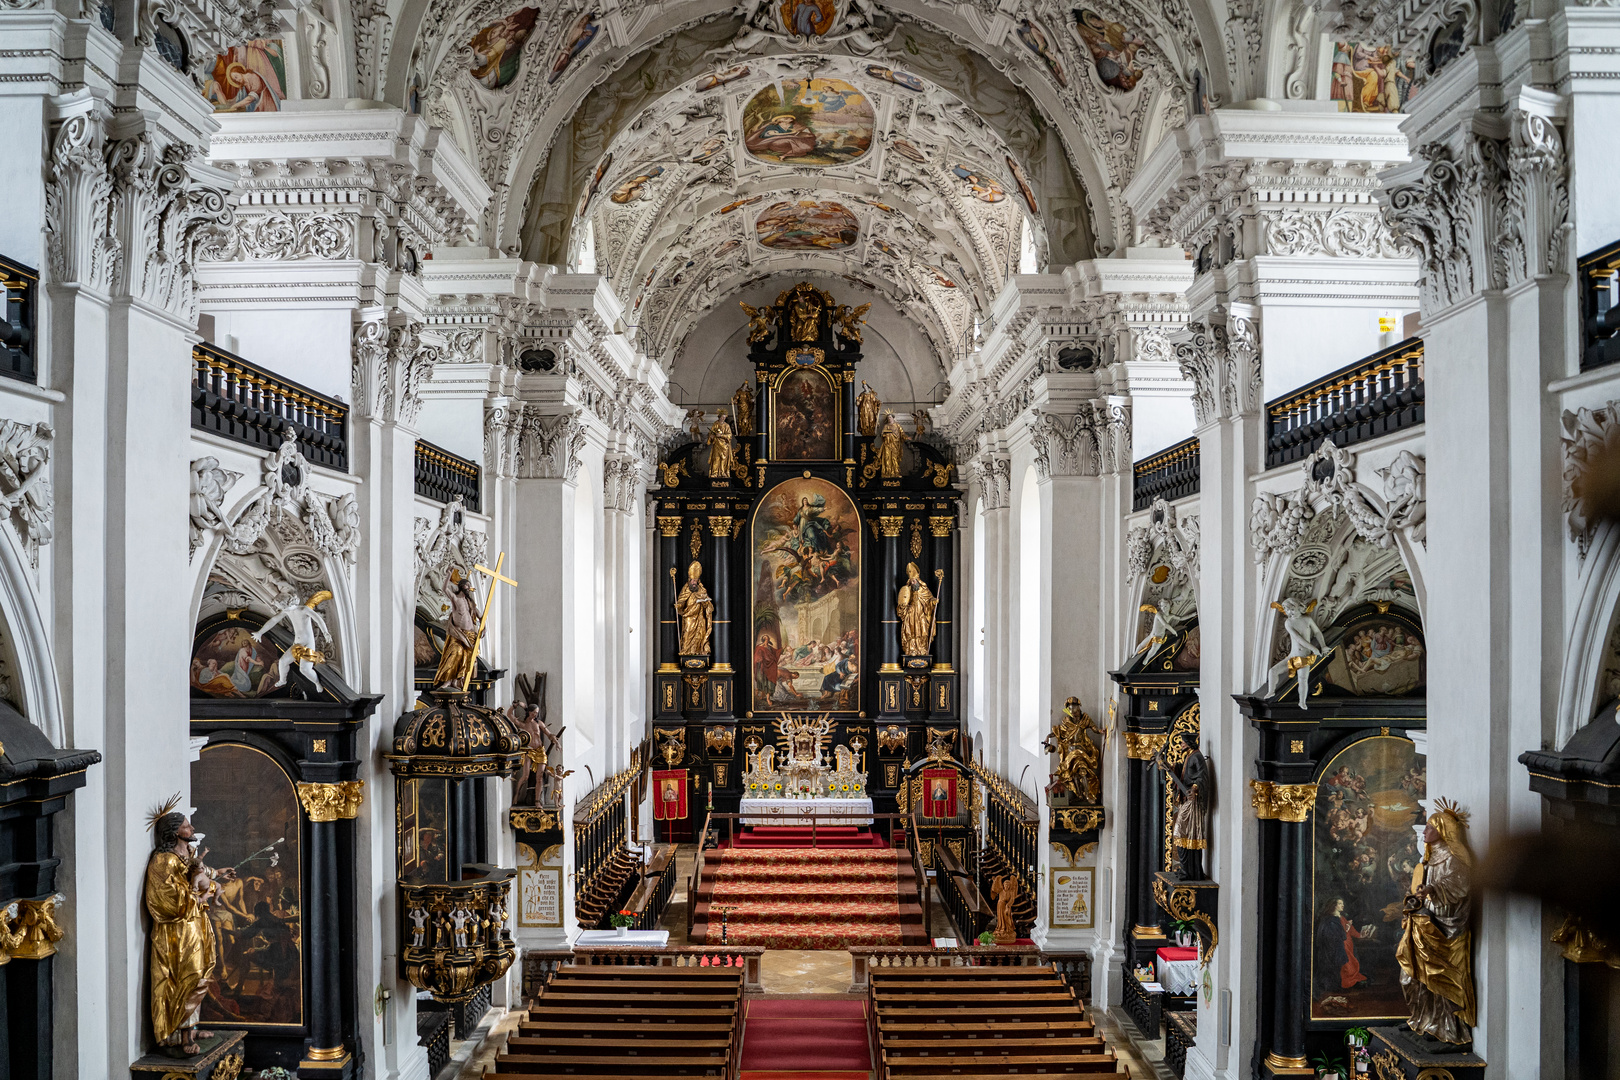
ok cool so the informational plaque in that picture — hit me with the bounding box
[518,843,562,928]
[1050,867,1094,929]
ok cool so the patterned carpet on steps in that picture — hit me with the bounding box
[700,847,919,949]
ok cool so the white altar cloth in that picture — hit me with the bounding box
[739,796,874,826]
[576,929,670,947]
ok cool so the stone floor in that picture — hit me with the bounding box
[759,948,858,994]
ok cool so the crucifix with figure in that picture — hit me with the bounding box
[461,552,517,692]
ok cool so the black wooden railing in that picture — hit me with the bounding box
[1580,238,1620,372]
[1132,437,1200,511]
[0,254,38,384]
[191,342,349,471]
[415,439,481,513]
[1264,337,1424,470]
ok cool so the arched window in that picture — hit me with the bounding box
[1018,216,1039,274]
[971,497,986,723]
[574,219,597,274]
[1019,467,1042,750]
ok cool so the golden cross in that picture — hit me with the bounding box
[462,552,517,692]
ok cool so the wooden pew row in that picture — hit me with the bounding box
[498,965,744,1080]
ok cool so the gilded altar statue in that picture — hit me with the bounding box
[1397,798,1477,1047]
[875,411,909,478]
[897,562,938,657]
[739,301,774,343]
[146,797,233,1057]
[1043,696,1104,804]
[429,569,479,688]
[991,875,1019,944]
[674,560,713,657]
[788,288,821,341]
[731,381,756,438]
[1156,732,1210,879]
[856,381,881,437]
[836,302,870,343]
[707,408,737,478]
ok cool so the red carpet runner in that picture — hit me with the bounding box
[693,847,927,948]
[740,998,871,1080]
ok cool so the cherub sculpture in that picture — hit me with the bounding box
[1269,597,1328,708]
[254,588,333,690]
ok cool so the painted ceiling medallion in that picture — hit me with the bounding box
[742,78,873,167]
[755,200,860,250]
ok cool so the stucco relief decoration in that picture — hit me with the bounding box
[1563,401,1620,560]
[1251,443,1427,566]
[1030,402,1131,479]
[0,421,53,568]
[1174,322,1221,427]
[216,438,360,567]
[725,0,894,54]
[1127,498,1200,585]
[352,318,441,426]
[518,412,587,483]
[46,109,119,292]
[199,211,354,261]
[190,456,244,559]
[414,496,487,619]
[1263,206,1409,259]
[1384,136,1507,314]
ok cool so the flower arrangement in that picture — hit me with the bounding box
[976,930,995,945]
[1344,1029,1372,1073]
[608,909,636,929]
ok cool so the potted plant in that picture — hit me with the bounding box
[609,909,636,937]
[1169,919,1199,948]
[1344,1028,1372,1074]
[976,930,995,946]
[1312,1053,1347,1080]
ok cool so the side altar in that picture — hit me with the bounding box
[650,282,963,836]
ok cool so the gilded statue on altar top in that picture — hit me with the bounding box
[429,570,479,688]
[787,287,821,341]
[145,795,235,1057]
[1043,696,1105,804]
[897,561,938,657]
[731,382,756,438]
[876,411,909,478]
[1397,798,1477,1048]
[739,301,774,343]
[856,381,881,437]
[674,560,714,657]
[707,409,737,478]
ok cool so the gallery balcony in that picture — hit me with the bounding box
[1264,336,1424,470]
[191,341,349,472]
[0,254,38,385]
[1579,237,1620,372]
[415,439,481,513]
[1132,437,1200,512]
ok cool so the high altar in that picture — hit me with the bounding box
[651,282,963,833]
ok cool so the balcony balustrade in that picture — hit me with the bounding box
[415,439,481,513]
[1132,437,1200,512]
[1579,238,1620,372]
[191,342,348,471]
[1264,337,1424,470]
[0,255,38,385]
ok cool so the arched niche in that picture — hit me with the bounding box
[0,520,63,745]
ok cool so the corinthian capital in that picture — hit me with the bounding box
[45,106,118,292]
[351,316,440,425]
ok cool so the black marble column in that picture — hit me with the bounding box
[298,782,356,1077]
[841,371,856,462]
[754,370,768,469]
[1130,747,1167,958]
[707,514,735,719]
[877,514,903,717]
[655,514,683,718]
[928,514,954,672]
[1267,815,1311,1072]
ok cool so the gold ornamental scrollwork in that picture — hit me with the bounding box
[656,514,683,536]
[1124,732,1168,760]
[878,515,904,538]
[708,515,733,537]
[928,515,954,537]
[213,1054,245,1080]
[509,808,559,833]
[1056,807,1105,833]
[6,896,65,960]
[1151,877,1216,968]
[296,780,365,822]
[1251,780,1317,823]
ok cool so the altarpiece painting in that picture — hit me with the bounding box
[191,742,304,1028]
[1310,735,1425,1021]
[751,477,861,712]
[772,366,838,459]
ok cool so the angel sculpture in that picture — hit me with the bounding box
[254,588,334,690]
[1268,597,1328,709]
[990,875,1019,944]
[739,300,774,343]
[835,302,871,343]
[1134,602,1184,656]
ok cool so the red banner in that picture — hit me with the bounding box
[923,768,958,818]
[653,769,688,820]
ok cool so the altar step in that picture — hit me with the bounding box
[691,846,929,948]
[729,825,891,849]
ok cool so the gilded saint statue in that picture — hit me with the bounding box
[145,797,234,1057]
[896,561,938,657]
[707,408,737,478]
[788,289,821,341]
[876,411,909,478]
[739,301,774,343]
[430,568,480,688]
[1043,696,1104,804]
[674,560,714,657]
[991,875,1019,944]
[731,381,756,438]
[1156,732,1210,879]
[856,380,881,437]
[1397,798,1477,1047]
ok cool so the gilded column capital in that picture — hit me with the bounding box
[928,515,955,537]
[656,515,683,537]
[0,895,65,961]
[297,780,365,822]
[1124,732,1168,760]
[708,515,733,536]
[878,515,904,537]
[1250,779,1316,822]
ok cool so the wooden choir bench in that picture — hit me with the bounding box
[489,964,742,1079]
[869,964,1129,1079]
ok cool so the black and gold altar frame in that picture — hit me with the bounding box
[1235,620,1426,1079]
[1110,627,1200,967]
[190,612,383,1078]
[651,281,963,826]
